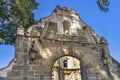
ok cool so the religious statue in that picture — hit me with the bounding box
[29,41,37,64]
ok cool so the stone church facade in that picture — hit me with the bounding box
[0,6,120,80]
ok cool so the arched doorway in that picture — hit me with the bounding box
[52,56,84,80]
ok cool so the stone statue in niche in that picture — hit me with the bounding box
[68,47,73,55]
[30,27,38,36]
[29,41,37,64]
[45,22,57,38]
[63,21,70,35]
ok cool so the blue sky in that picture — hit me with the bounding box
[0,0,120,69]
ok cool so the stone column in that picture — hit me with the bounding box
[72,72,75,80]
[59,70,63,80]
[53,67,59,80]
[80,61,87,80]
[57,15,63,34]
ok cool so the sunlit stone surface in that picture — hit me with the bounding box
[0,6,120,80]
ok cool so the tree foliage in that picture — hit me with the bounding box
[97,0,110,12]
[0,0,38,45]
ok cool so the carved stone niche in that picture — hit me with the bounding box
[30,27,39,36]
[45,22,57,39]
[63,20,70,35]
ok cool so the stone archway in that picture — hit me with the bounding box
[52,56,81,80]
[1,6,120,80]
[40,46,95,80]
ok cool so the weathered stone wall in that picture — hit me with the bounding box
[2,37,114,80]
[0,6,120,80]
[112,58,120,78]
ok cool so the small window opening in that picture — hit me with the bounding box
[63,60,68,68]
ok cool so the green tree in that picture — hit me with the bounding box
[97,0,109,12]
[0,0,38,45]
